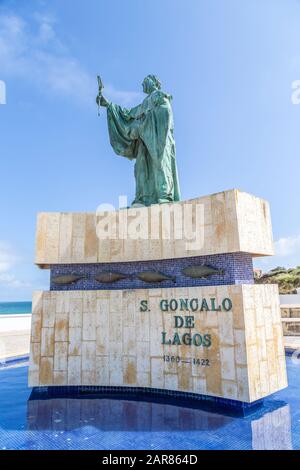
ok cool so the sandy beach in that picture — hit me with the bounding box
[0,330,30,362]
[0,314,31,361]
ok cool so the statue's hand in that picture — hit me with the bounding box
[96,94,109,108]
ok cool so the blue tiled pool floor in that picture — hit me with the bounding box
[0,357,300,450]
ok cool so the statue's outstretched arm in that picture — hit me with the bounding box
[96,94,110,108]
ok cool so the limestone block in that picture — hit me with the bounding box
[151,357,165,388]
[28,370,39,387]
[177,362,192,390]
[30,308,42,343]
[42,292,55,328]
[69,327,82,356]
[68,356,81,385]
[82,341,96,372]
[82,371,96,385]
[236,366,249,399]
[54,342,68,371]
[29,342,40,372]
[58,213,73,262]
[41,328,54,357]
[53,371,67,385]
[96,356,109,385]
[222,381,238,400]
[123,356,137,385]
[39,357,53,385]
[164,374,178,391]
[82,312,96,341]
[136,372,150,387]
[234,330,247,366]
[69,296,83,328]
[29,284,287,403]
[96,324,109,356]
[54,314,69,342]
[109,354,123,385]
[123,326,136,356]
[220,346,236,381]
[35,190,274,266]
[84,214,98,262]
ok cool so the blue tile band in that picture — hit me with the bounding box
[50,252,254,291]
[29,385,263,417]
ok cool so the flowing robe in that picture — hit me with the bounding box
[106,89,180,206]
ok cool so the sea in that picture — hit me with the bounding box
[0,302,32,315]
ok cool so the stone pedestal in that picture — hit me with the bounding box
[29,189,287,404]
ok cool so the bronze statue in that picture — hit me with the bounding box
[97,75,180,207]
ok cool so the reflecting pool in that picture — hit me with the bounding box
[0,356,300,450]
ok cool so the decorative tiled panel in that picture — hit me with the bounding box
[28,284,287,403]
[50,252,254,291]
[35,190,274,266]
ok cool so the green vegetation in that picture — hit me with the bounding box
[255,266,300,294]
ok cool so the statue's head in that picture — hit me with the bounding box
[142,74,161,94]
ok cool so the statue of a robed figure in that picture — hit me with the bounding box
[96,75,180,207]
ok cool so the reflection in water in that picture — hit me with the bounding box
[27,390,292,450]
[27,395,234,432]
[251,404,292,450]
[1,364,297,449]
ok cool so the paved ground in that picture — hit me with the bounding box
[284,336,300,352]
[0,330,30,361]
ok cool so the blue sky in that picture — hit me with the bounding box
[0,0,300,301]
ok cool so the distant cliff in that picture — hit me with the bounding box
[255,266,300,294]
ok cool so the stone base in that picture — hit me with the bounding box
[29,190,287,407]
[29,284,287,403]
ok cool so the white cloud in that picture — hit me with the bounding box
[104,84,143,108]
[0,240,49,300]
[0,13,94,105]
[0,241,17,272]
[0,12,143,107]
[0,241,31,293]
[275,234,300,257]
[0,79,6,104]
[254,233,300,272]
[0,273,30,289]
